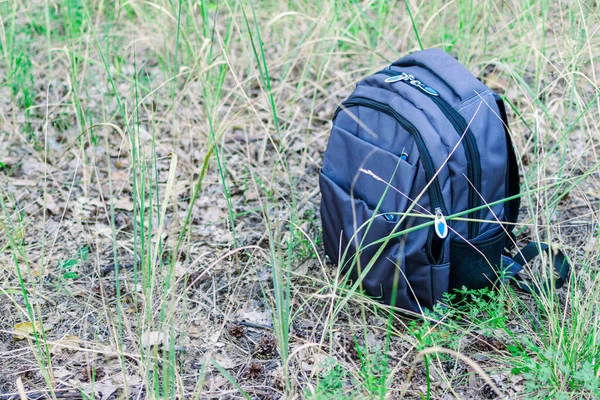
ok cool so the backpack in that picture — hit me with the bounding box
[319,49,569,313]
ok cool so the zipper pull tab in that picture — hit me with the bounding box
[400,147,408,162]
[384,72,410,83]
[382,213,396,222]
[420,84,439,96]
[434,208,448,239]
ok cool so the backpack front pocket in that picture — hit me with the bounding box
[319,171,414,306]
[332,97,448,217]
[321,125,419,215]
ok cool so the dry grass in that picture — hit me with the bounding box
[0,0,599,399]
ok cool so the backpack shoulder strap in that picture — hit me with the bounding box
[494,95,520,226]
[494,96,571,293]
[502,242,570,293]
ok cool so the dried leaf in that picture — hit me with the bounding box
[113,198,134,212]
[174,261,187,278]
[0,156,19,167]
[214,352,237,369]
[187,326,203,338]
[11,179,37,187]
[95,382,118,400]
[244,188,259,202]
[141,331,169,348]
[50,335,81,354]
[44,312,61,331]
[13,321,42,340]
[241,310,272,326]
[202,205,224,223]
[36,194,60,215]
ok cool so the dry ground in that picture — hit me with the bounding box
[1,1,600,399]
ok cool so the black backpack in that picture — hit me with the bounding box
[319,49,569,313]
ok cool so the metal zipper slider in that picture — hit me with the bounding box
[384,71,440,96]
[410,79,440,96]
[434,207,448,239]
[384,72,410,83]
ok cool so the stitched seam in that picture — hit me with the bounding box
[457,90,494,111]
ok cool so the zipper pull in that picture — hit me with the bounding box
[400,147,408,162]
[385,71,440,96]
[434,208,448,239]
[384,72,410,83]
[382,213,396,222]
[420,84,439,97]
[410,79,440,96]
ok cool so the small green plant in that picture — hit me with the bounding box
[286,217,319,260]
[57,245,89,280]
[9,51,35,111]
[308,346,391,399]
[356,344,390,398]
[449,285,508,329]
[509,340,600,398]
[307,358,350,399]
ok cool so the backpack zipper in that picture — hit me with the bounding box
[333,97,449,221]
[377,69,482,238]
[391,60,461,98]
[434,207,448,239]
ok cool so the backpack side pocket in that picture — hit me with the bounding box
[449,226,508,291]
